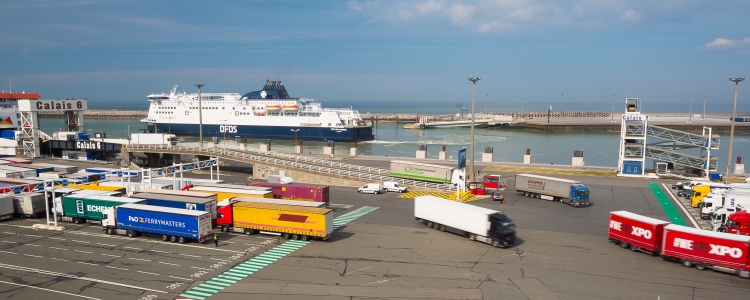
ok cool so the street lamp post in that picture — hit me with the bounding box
[726,78,745,184]
[195,84,204,147]
[611,95,615,122]
[291,129,299,161]
[689,95,693,123]
[484,94,488,115]
[521,98,524,116]
[468,77,480,182]
[703,96,706,120]
[561,93,564,113]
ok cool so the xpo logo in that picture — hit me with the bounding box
[219,125,237,133]
[708,245,743,258]
[630,226,652,239]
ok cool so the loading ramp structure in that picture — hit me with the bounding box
[618,98,719,179]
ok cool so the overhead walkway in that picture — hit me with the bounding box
[647,125,719,149]
[643,125,719,172]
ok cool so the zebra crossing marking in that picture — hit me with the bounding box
[180,205,379,299]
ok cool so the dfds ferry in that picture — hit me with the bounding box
[142,81,374,142]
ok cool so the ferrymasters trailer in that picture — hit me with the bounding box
[248,182,330,205]
[608,211,750,278]
[514,174,590,207]
[216,202,333,241]
[389,160,458,184]
[103,203,212,243]
[414,196,516,247]
[59,194,144,223]
[132,192,217,226]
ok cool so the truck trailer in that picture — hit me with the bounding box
[59,194,144,223]
[608,211,750,278]
[133,192,217,225]
[0,196,13,220]
[129,133,177,146]
[389,160,458,183]
[248,182,330,205]
[216,202,333,241]
[514,174,590,207]
[186,186,272,200]
[12,193,46,218]
[102,203,212,243]
[414,196,516,247]
[0,165,37,178]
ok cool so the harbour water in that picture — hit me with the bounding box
[40,118,750,170]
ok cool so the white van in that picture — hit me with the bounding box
[358,183,383,194]
[383,181,407,193]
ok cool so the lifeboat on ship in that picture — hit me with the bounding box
[265,104,281,110]
[282,104,299,111]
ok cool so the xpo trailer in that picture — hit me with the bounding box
[514,174,590,207]
[60,195,144,224]
[414,196,516,247]
[608,211,671,253]
[216,202,333,241]
[102,203,212,243]
[662,224,750,278]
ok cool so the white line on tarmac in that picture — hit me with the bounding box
[361,279,390,286]
[101,254,121,258]
[0,279,102,300]
[0,251,16,255]
[105,266,128,271]
[0,263,166,294]
[1,241,17,243]
[77,262,98,266]
[3,232,15,235]
[49,247,68,251]
[179,254,201,258]
[169,275,193,281]
[129,258,150,262]
[72,240,90,244]
[190,266,212,271]
[66,230,244,253]
[151,250,170,254]
[137,270,160,276]
[96,243,116,247]
[51,258,69,262]
[662,183,700,228]
[74,250,93,254]
[49,237,65,240]
[124,246,142,250]
[24,254,43,258]
[25,244,42,247]
[25,234,42,237]
[159,262,180,266]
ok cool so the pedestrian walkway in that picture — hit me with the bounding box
[397,191,485,202]
[180,205,380,300]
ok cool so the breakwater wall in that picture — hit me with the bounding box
[39,109,147,119]
[363,111,738,124]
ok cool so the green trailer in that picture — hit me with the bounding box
[60,194,144,224]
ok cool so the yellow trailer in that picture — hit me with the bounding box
[190,186,272,200]
[230,202,333,241]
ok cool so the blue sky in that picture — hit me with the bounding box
[1,0,749,113]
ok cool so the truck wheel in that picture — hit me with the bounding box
[629,244,639,252]
[162,235,169,241]
[359,190,363,194]
[244,228,252,235]
[301,235,310,242]
[221,226,227,232]
[105,228,113,235]
[126,230,135,237]
[282,233,290,239]
[681,259,693,268]
[170,236,177,243]
[292,234,300,240]
[469,234,476,241]
[426,221,434,228]
[695,262,707,270]
[178,237,186,244]
[619,241,629,249]
[439,224,446,232]
[432,223,440,230]
[492,240,500,247]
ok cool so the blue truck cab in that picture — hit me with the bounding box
[570,184,590,203]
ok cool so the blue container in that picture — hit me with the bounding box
[114,203,211,241]
[709,173,722,181]
[0,131,15,139]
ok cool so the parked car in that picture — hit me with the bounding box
[491,191,504,202]
[677,190,692,198]
[358,184,383,194]
[672,181,690,190]
[383,182,407,193]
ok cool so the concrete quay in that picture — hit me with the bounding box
[38,109,147,119]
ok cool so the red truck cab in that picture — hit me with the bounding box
[726,210,750,236]
[216,200,234,231]
[482,175,502,189]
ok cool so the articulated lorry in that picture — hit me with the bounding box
[248,182,330,205]
[59,194,144,223]
[216,201,333,241]
[102,203,212,243]
[414,196,516,247]
[608,211,750,278]
[514,174,590,207]
[718,210,750,235]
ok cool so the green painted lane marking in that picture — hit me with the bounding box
[181,206,380,299]
[648,182,687,226]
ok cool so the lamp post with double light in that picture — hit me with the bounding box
[468,77,480,182]
[726,78,745,183]
[195,84,204,147]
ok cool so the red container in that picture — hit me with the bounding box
[482,175,501,189]
[248,183,329,205]
[608,211,670,252]
[661,224,750,273]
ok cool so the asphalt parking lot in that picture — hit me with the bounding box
[0,158,748,300]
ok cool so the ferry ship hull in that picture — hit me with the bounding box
[152,123,374,142]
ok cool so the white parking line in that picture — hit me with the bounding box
[1,241,17,244]
[129,258,150,262]
[169,275,193,281]
[124,246,141,250]
[25,244,42,247]
[51,258,69,262]
[137,270,160,276]
[101,254,121,258]
[72,240,90,244]
[151,250,170,254]
[25,234,42,238]
[3,232,16,235]
[179,254,201,258]
[190,266,212,271]
[0,263,166,294]
[97,243,116,247]
[24,254,43,258]
[49,237,65,240]
[158,262,180,266]
[0,280,102,300]
[49,247,68,251]
[105,266,129,271]
[77,262,98,266]
[0,251,16,255]
[74,250,93,254]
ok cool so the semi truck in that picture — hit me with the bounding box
[414,195,516,247]
[132,192,217,226]
[0,196,13,220]
[608,211,750,278]
[12,193,46,218]
[59,194,144,223]
[514,174,590,207]
[248,182,330,205]
[129,133,177,146]
[216,201,333,241]
[102,203,212,243]
[185,186,272,201]
[719,210,750,235]
[700,191,750,220]
[389,160,459,184]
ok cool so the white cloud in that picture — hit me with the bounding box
[347,0,378,11]
[399,10,412,20]
[415,0,443,15]
[620,10,641,22]
[702,37,750,51]
[448,4,476,26]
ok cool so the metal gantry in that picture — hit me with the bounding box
[647,125,720,149]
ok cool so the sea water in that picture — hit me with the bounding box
[40,118,750,169]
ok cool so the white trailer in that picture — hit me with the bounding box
[0,165,37,178]
[130,133,177,146]
[514,174,590,207]
[389,160,459,183]
[12,193,46,218]
[414,196,516,247]
[0,195,13,220]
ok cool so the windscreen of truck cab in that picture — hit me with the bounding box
[574,189,589,196]
[489,213,515,233]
